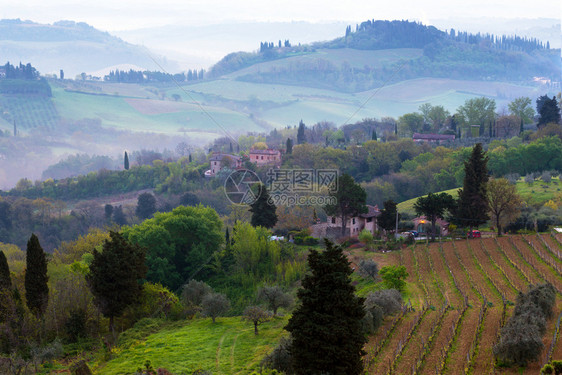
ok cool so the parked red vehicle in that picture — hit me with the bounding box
[467,230,481,238]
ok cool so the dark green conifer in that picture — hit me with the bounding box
[0,250,11,290]
[124,151,130,170]
[87,231,146,337]
[286,239,366,374]
[455,143,489,230]
[24,234,49,318]
[286,138,293,154]
[249,184,278,228]
[297,120,306,144]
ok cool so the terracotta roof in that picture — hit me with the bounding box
[359,205,381,218]
[249,149,281,155]
[209,153,241,162]
[413,133,455,141]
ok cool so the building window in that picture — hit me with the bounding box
[352,218,356,225]
[367,217,372,222]
[331,217,336,224]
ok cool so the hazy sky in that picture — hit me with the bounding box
[1,0,559,31]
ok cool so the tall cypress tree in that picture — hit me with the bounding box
[286,239,366,374]
[297,120,306,144]
[24,234,49,318]
[87,231,146,337]
[455,143,489,230]
[0,250,11,290]
[286,138,293,154]
[124,151,130,170]
[249,184,278,228]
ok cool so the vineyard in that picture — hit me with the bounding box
[0,94,59,130]
[359,233,562,374]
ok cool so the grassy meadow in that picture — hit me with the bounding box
[95,316,289,375]
[397,177,561,215]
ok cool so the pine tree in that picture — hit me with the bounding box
[324,174,367,236]
[189,154,192,163]
[112,206,127,226]
[249,184,278,228]
[372,129,377,141]
[24,234,49,318]
[286,239,366,374]
[537,95,561,127]
[124,151,130,170]
[136,192,157,220]
[87,231,146,337]
[455,143,489,230]
[0,250,11,290]
[378,200,400,235]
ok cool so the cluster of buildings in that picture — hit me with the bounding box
[204,148,282,177]
[205,144,450,240]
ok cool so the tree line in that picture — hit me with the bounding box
[104,68,205,83]
[1,62,40,80]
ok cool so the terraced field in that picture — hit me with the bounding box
[360,233,562,374]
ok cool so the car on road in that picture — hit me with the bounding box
[467,230,481,238]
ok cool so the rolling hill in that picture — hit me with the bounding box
[0,19,179,77]
[0,18,559,188]
[208,20,560,93]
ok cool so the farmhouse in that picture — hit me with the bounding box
[310,205,381,238]
[412,133,455,144]
[206,153,242,177]
[249,149,282,166]
[413,216,449,236]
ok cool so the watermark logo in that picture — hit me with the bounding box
[266,169,338,206]
[224,169,262,205]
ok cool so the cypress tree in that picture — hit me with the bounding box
[249,184,278,228]
[286,138,293,154]
[0,250,11,290]
[24,234,49,318]
[455,143,489,230]
[297,120,306,144]
[372,129,377,141]
[286,239,366,374]
[520,118,524,134]
[189,153,192,163]
[124,151,129,170]
[87,231,146,337]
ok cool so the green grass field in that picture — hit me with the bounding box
[226,48,424,78]
[397,177,561,215]
[96,316,289,375]
[175,76,540,128]
[51,87,264,136]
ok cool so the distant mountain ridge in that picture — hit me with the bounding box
[0,19,116,42]
[0,19,179,77]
